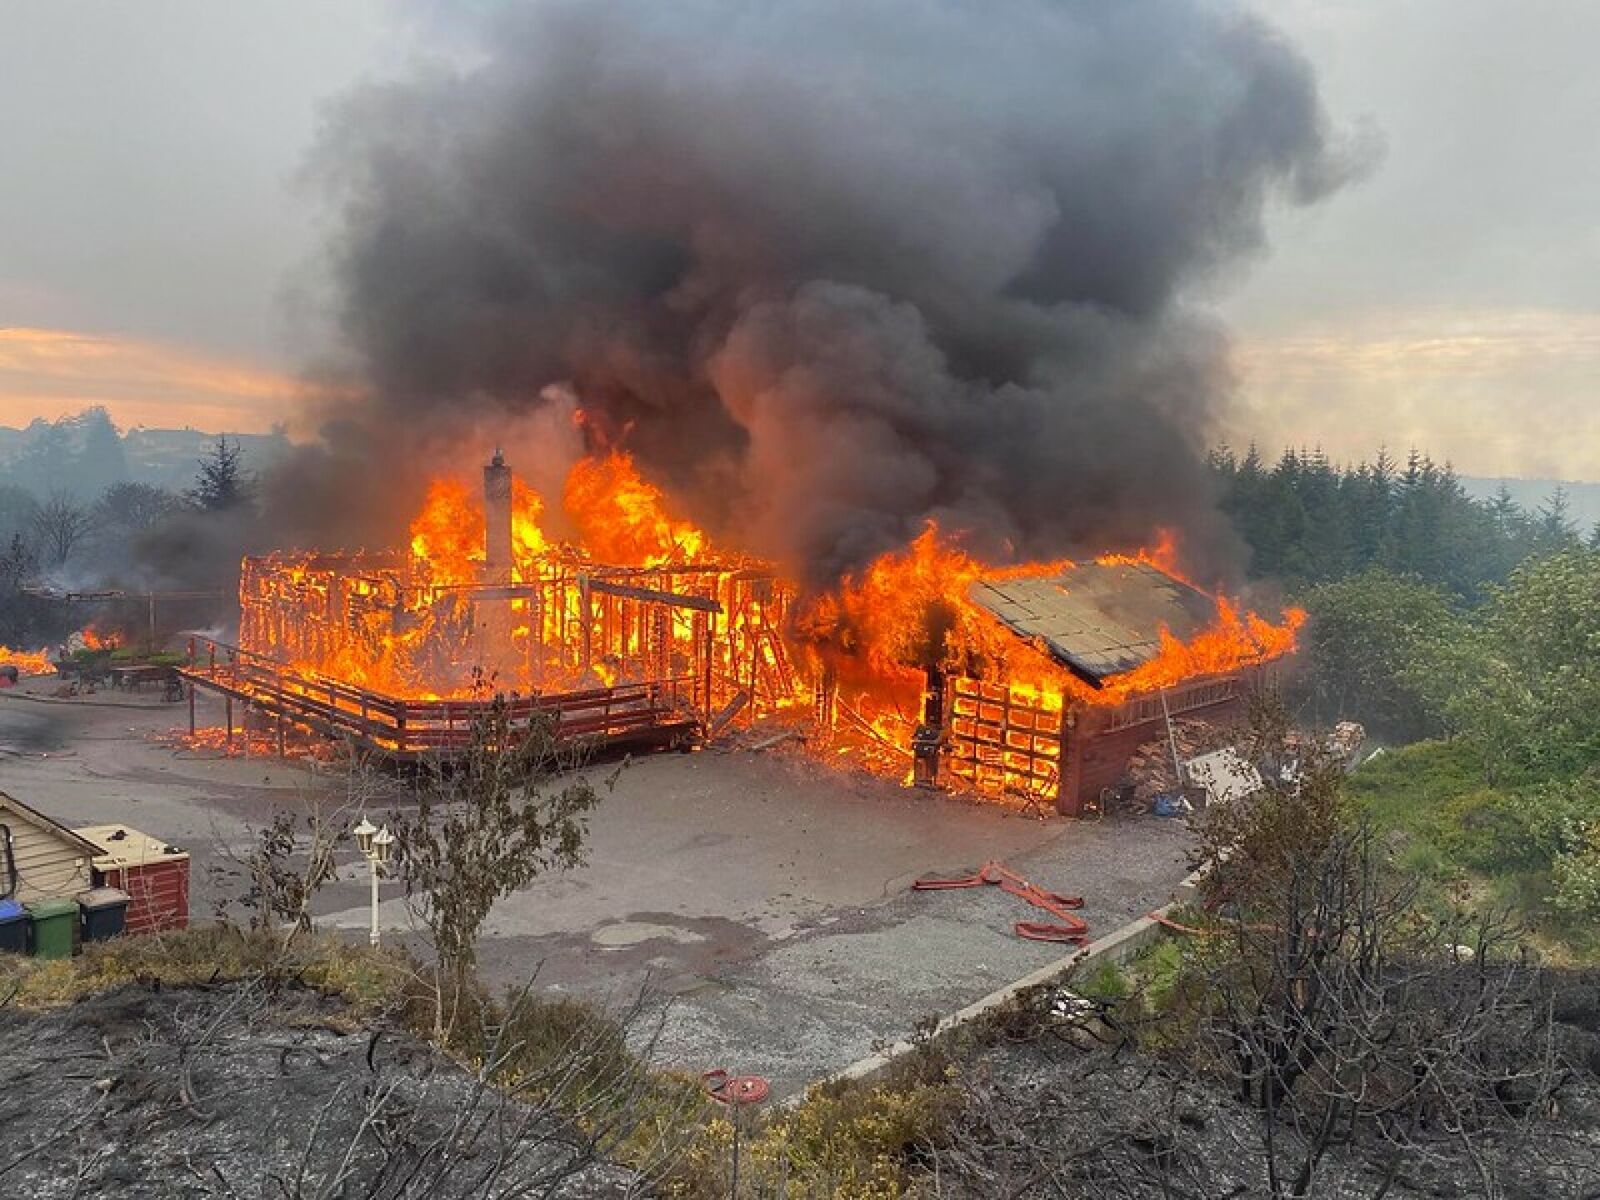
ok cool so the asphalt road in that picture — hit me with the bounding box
[0,677,1193,1093]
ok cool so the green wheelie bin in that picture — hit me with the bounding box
[26,898,79,959]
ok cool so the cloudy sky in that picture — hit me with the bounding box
[1,1,1595,480]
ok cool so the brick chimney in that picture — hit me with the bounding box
[483,448,513,582]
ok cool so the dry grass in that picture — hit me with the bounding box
[0,925,967,1198]
[0,925,415,1018]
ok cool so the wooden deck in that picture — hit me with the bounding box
[180,638,699,760]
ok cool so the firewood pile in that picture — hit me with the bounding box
[1125,718,1234,811]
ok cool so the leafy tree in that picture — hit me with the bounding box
[391,696,607,1033]
[0,532,35,588]
[185,434,255,512]
[74,405,129,496]
[0,485,39,551]
[1444,550,1600,781]
[9,418,75,497]
[1298,569,1459,741]
[0,533,43,643]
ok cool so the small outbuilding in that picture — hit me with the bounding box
[0,791,101,903]
[75,823,191,934]
[946,561,1263,815]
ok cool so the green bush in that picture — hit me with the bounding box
[1074,958,1131,1004]
[1348,740,1600,955]
[1347,741,1501,872]
[1139,939,1186,1012]
[106,647,183,666]
[668,1043,958,1200]
[1446,551,1600,782]
[1526,776,1600,921]
[1551,831,1600,919]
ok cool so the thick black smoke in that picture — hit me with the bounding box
[297,0,1371,588]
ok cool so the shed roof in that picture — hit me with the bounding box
[967,560,1217,685]
[75,823,189,871]
[0,790,105,857]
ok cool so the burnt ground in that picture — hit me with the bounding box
[0,981,637,1199]
[0,678,1194,1096]
[931,970,1600,1199]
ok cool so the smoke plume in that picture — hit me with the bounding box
[296,0,1371,588]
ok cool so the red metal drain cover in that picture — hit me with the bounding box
[702,1069,770,1105]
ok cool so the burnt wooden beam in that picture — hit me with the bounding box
[584,577,723,614]
[706,689,751,740]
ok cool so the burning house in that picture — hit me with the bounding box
[184,447,1301,817]
[936,559,1286,815]
[185,451,799,758]
[190,0,1363,813]
[801,524,1301,815]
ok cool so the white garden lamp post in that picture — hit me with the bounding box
[352,817,395,947]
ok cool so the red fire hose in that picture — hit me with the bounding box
[913,860,1090,945]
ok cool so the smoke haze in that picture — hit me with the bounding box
[298,0,1370,587]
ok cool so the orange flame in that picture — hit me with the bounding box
[410,477,483,585]
[512,478,549,565]
[409,474,551,585]
[0,646,54,676]
[240,448,1302,809]
[801,524,1067,682]
[1098,526,1187,581]
[562,451,706,567]
[1091,598,1306,706]
[805,521,1301,712]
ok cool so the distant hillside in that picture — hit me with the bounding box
[120,426,291,492]
[0,409,290,499]
[5,410,1593,539]
[1460,476,1600,535]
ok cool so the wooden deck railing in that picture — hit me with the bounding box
[180,636,698,758]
